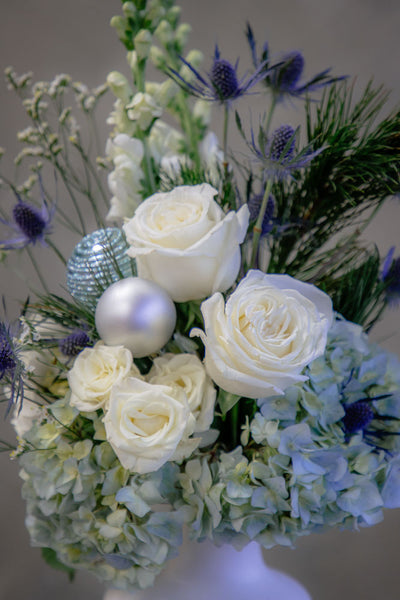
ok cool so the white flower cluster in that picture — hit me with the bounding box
[67,343,216,474]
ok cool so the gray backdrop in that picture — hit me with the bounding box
[0,1,400,599]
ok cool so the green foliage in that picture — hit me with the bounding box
[175,300,203,338]
[267,81,400,281]
[323,247,386,330]
[41,548,75,582]
[218,390,241,416]
[27,294,97,339]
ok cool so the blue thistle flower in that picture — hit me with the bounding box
[247,193,275,235]
[58,330,91,357]
[0,189,54,250]
[246,23,346,102]
[250,124,324,180]
[381,246,400,305]
[342,400,374,434]
[167,45,276,105]
[0,320,24,411]
[342,394,400,453]
[269,124,296,162]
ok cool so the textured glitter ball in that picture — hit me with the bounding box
[67,228,135,310]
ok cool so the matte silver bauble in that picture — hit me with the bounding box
[95,277,177,357]
[67,228,135,311]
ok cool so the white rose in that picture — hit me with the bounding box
[68,342,136,412]
[106,134,145,221]
[191,270,333,399]
[104,377,197,474]
[126,92,163,131]
[147,353,216,432]
[123,184,249,302]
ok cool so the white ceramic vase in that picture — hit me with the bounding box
[103,538,311,600]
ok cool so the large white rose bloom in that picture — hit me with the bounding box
[147,353,216,433]
[68,342,136,412]
[104,377,197,474]
[191,270,333,399]
[123,183,249,302]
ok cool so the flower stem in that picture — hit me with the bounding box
[141,135,157,195]
[222,104,230,168]
[177,91,201,171]
[264,93,277,134]
[47,239,67,266]
[230,402,239,448]
[26,248,49,294]
[250,178,273,268]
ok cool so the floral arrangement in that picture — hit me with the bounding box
[1,0,400,592]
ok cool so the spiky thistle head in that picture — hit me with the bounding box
[341,392,400,453]
[247,193,275,235]
[0,320,24,411]
[277,51,304,92]
[246,23,346,102]
[59,330,91,357]
[166,45,277,106]
[249,123,323,180]
[12,201,48,241]
[342,400,374,434]
[0,185,54,250]
[268,124,296,162]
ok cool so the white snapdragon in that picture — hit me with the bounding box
[107,71,132,103]
[126,92,163,131]
[134,29,152,60]
[106,133,145,221]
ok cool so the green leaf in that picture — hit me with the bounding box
[235,110,245,138]
[218,389,241,416]
[41,548,75,582]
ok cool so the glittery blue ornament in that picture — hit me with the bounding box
[67,228,135,310]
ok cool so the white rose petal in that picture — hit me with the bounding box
[123,183,249,302]
[68,342,136,412]
[191,270,333,399]
[147,353,216,432]
[104,377,197,474]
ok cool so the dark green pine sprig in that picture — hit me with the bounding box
[159,161,238,210]
[315,246,388,330]
[267,80,400,279]
[25,294,97,349]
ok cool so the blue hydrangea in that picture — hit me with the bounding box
[14,317,400,588]
[175,318,400,547]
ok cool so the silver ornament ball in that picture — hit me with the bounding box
[67,228,135,311]
[95,277,177,358]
